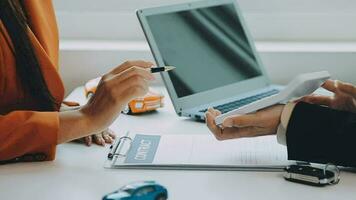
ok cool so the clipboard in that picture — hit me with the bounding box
[105,131,295,171]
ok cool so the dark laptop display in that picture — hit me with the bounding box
[146,4,262,98]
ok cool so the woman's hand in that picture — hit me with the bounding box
[81,129,116,146]
[80,60,155,133]
[205,105,284,141]
[300,80,356,113]
[60,97,115,146]
[58,60,155,144]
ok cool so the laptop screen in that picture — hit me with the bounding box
[146,3,262,98]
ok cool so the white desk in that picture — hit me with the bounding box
[0,86,355,200]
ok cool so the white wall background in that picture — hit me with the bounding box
[53,0,356,94]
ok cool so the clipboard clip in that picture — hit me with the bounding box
[108,132,132,159]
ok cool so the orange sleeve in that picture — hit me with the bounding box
[0,111,59,162]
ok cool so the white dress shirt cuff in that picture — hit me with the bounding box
[276,102,297,145]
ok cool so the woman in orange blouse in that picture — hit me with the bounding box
[0,0,154,163]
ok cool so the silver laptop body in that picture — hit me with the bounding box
[137,0,281,121]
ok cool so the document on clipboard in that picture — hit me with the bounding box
[105,132,295,171]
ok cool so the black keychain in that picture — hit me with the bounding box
[284,163,340,186]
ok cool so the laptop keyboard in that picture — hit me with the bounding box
[199,89,279,114]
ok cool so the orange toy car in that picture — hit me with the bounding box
[84,77,164,114]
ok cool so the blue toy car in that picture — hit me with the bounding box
[103,181,168,200]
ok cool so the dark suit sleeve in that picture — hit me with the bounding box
[286,102,356,167]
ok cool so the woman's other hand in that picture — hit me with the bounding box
[300,80,356,113]
[206,105,284,141]
[80,129,116,146]
[60,96,115,146]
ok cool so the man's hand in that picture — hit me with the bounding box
[206,105,284,141]
[300,80,356,113]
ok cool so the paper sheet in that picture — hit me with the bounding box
[154,134,289,166]
[110,133,292,169]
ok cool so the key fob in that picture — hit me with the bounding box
[284,165,337,186]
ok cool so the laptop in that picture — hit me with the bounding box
[137,0,281,121]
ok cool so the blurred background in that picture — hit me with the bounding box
[53,0,356,94]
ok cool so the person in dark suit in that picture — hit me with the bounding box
[206,80,356,167]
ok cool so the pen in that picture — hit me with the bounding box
[85,66,175,99]
[150,66,176,73]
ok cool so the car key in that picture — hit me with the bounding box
[284,164,339,186]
